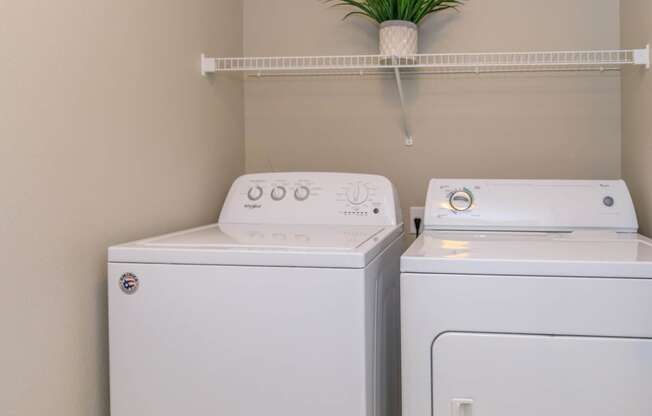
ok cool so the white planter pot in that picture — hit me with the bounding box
[379,20,418,57]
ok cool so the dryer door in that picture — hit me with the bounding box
[432,333,652,416]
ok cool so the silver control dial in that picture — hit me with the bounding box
[271,186,287,201]
[294,186,310,201]
[247,186,264,201]
[449,190,474,212]
[346,183,369,205]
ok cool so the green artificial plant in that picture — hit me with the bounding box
[325,0,463,24]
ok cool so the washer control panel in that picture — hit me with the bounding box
[219,173,401,226]
[425,179,638,232]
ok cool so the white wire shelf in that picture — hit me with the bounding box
[201,46,649,147]
[202,46,650,75]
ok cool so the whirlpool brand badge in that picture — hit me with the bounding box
[119,273,139,295]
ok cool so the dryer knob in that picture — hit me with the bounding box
[450,190,474,212]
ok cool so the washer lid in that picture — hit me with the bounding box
[401,230,652,278]
[109,223,402,268]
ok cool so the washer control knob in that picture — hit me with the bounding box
[450,190,474,212]
[346,183,370,205]
[294,186,310,201]
[271,186,287,201]
[247,186,264,201]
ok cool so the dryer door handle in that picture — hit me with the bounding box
[451,398,474,416]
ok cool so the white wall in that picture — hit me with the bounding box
[0,1,243,415]
[244,0,622,224]
[621,0,652,236]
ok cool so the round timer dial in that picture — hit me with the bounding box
[449,189,474,212]
[346,183,370,205]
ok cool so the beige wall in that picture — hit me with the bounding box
[244,0,622,225]
[621,0,652,236]
[0,1,243,415]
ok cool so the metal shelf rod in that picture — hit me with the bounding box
[244,67,622,78]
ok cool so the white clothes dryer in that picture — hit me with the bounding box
[401,179,652,416]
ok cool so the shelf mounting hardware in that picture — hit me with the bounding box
[392,58,413,146]
[633,44,650,69]
[201,54,217,76]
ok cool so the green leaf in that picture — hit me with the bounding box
[324,0,464,24]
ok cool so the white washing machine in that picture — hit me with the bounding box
[108,172,403,416]
[401,179,652,416]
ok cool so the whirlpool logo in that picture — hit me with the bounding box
[119,273,139,295]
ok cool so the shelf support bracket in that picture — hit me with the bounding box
[393,66,414,146]
[201,54,217,76]
[634,44,650,69]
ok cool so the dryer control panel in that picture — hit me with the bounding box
[219,172,402,226]
[425,179,639,232]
